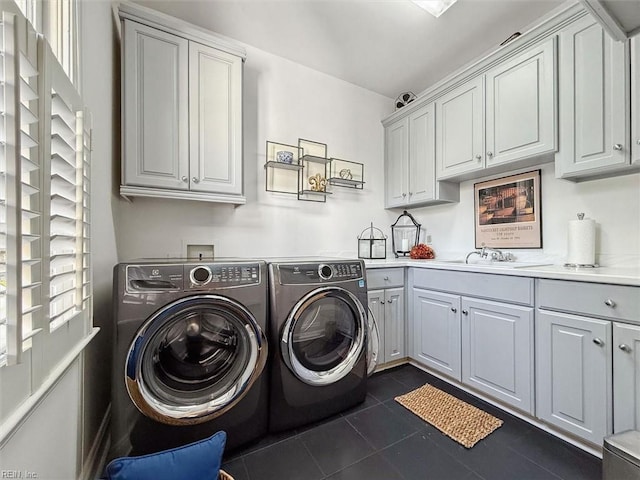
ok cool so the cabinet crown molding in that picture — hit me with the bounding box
[118,1,247,59]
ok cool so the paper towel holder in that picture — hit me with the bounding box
[564,212,599,268]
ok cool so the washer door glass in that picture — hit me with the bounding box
[283,287,366,386]
[126,295,267,425]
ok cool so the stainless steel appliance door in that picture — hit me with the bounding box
[281,286,367,386]
[125,295,267,425]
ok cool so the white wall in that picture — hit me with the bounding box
[409,164,640,266]
[0,361,81,480]
[115,45,396,260]
[79,0,119,472]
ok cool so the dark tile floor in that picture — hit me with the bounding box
[222,365,602,480]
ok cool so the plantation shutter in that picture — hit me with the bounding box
[0,11,42,366]
[47,53,85,331]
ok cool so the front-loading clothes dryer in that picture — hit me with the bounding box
[268,259,368,432]
[110,260,269,460]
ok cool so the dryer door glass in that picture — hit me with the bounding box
[283,287,367,386]
[126,295,267,425]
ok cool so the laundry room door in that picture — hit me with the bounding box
[282,287,367,386]
[125,295,267,425]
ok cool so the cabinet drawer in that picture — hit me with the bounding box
[537,279,640,324]
[411,268,533,306]
[367,268,404,289]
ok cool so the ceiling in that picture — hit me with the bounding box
[133,0,566,99]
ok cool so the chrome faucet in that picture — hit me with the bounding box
[465,247,515,263]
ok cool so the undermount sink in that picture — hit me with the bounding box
[438,260,552,269]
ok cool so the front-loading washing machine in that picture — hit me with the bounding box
[268,259,369,432]
[110,260,269,459]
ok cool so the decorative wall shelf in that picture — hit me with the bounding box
[264,137,365,202]
[328,158,365,189]
[264,141,302,195]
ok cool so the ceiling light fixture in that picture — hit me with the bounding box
[411,0,458,18]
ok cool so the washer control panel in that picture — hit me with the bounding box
[125,263,261,292]
[278,261,363,285]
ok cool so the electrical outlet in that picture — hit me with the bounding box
[186,244,215,260]
[426,235,432,244]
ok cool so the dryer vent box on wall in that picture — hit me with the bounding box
[187,244,215,260]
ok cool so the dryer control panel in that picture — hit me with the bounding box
[277,261,363,285]
[125,263,261,292]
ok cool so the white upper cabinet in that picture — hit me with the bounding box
[435,77,485,179]
[123,21,189,191]
[633,36,640,166]
[408,105,435,205]
[120,4,246,204]
[385,117,409,208]
[189,42,243,195]
[385,104,458,209]
[556,17,630,180]
[435,39,556,182]
[485,38,556,167]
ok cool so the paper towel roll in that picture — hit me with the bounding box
[567,218,596,265]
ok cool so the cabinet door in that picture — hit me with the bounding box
[462,298,534,413]
[435,76,484,180]
[123,20,189,190]
[536,310,612,444]
[412,288,461,381]
[408,103,435,204]
[632,36,640,166]
[189,42,243,195]
[613,322,640,433]
[385,118,409,208]
[556,17,629,179]
[368,289,386,364]
[485,39,556,167]
[384,287,405,363]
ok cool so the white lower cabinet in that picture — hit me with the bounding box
[536,310,612,445]
[613,322,640,433]
[412,288,461,380]
[367,268,406,367]
[462,298,534,414]
[409,272,534,414]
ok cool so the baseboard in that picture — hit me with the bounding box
[79,404,111,480]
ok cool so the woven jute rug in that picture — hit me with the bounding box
[395,383,503,448]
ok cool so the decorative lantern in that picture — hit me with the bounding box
[357,223,387,259]
[391,210,421,258]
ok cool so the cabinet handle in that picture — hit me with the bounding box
[613,144,623,151]
[402,193,407,198]
[637,139,640,146]
[619,344,632,353]
[462,310,468,315]
[380,300,386,304]
[181,176,188,183]
[475,154,481,160]
[383,276,389,281]
[192,177,200,184]
[604,299,616,308]
[409,192,413,196]
[451,307,457,313]
[487,152,493,158]
[593,337,604,346]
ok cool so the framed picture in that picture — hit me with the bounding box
[474,170,542,249]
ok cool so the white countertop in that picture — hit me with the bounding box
[363,258,640,287]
